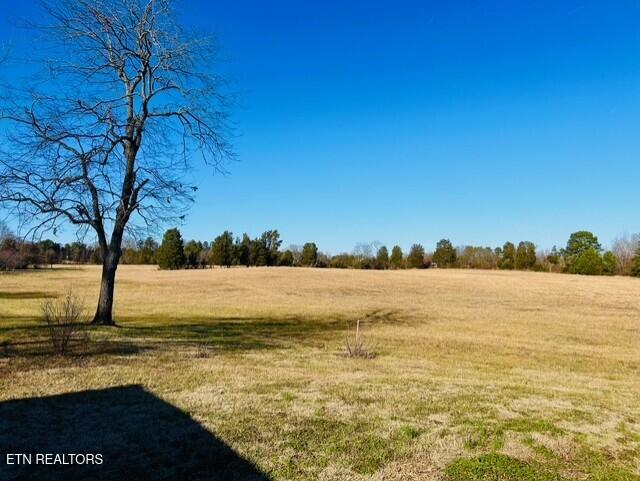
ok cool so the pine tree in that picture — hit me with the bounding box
[184,240,202,268]
[375,246,389,269]
[301,242,318,266]
[210,231,234,267]
[498,241,516,270]
[432,239,457,267]
[157,228,185,270]
[390,245,404,269]
[406,244,426,269]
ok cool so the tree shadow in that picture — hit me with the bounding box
[1,309,402,357]
[0,385,271,481]
[116,315,353,352]
[0,291,58,300]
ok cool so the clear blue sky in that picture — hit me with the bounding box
[1,1,639,253]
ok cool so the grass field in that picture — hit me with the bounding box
[1,265,639,480]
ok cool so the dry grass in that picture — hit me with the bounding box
[1,265,639,480]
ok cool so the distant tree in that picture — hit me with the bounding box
[43,249,56,268]
[301,242,318,267]
[602,251,617,276]
[234,234,251,267]
[547,246,560,266]
[250,237,268,266]
[330,253,355,269]
[632,246,640,277]
[184,240,202,268]
[316,251,330,268]
[498,241,516,270]
[157,228,185,270]
[288,245,303,266]
[210,231,234,268]
[456,245,498,269]
[563,231,601,272]
[569,247,603,275]
[515,241,536,270]
[139,237,159,264]
[432,239,457,267]
[278,250,294,266]
[565,231,602,256]
[37,239,61,267]
[353,242,375,269]
[390,245,404,269]
[375,246,389,270]
[261,230,282,266]
[611,234,640,275]
[406,244,426,269]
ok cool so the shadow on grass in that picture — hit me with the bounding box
[1,308,399,357]
[0,385,271,481]
[0,291,58,300]
[115,315,353,352]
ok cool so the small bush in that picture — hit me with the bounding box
[345,320,375,359]
[41,290,89,356]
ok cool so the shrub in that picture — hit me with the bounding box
[41,290,89,356]
[345,320,375,359]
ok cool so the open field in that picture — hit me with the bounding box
[1,265,640,480]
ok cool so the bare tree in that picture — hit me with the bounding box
[0,0,233,325]
[611,233,640,275]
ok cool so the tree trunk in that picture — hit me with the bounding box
[92,250,120,326]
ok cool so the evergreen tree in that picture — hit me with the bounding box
[375,245,389,269]
[261,230,282,266]
[278,250,294,266]
[390,245,404,269]
[235,234,251,267]
[157,228,185,270]
[184,240,202,268]
[498,241,516,270]
[602,251,617,275]
[301,242,318,266]
[569,247,603,275]
[632,246,640,277]
[515,241,536,270]
[432,239,457,267]
[139,237,159,264]
[563,231,602,272]
[250,237,268,266]
[406,244,426,269]
[210,231,234,267]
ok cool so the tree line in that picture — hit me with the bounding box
[2,224,639,277]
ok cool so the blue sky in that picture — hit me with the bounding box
[1,1,639,253]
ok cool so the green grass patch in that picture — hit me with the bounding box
[446,453,561,481]
[284,416,417,475]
